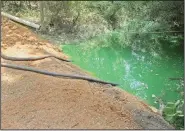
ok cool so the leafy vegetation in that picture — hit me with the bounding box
[2,1,184,53]
[2,1,184,129]
[152,79,184,129]
[163,100,184,129]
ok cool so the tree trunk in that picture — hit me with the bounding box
[28,1,31,9]
[19,1,22,8]
[1,1,4,8]
[39,1,46,32]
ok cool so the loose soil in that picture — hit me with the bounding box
[1,17,174,129]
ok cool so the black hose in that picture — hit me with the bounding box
[1,53,71,62]
[1,63,119,86]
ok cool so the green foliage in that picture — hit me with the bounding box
[2,1,184,54]
[152,80,184,129]
[2,1,40,23]
[87,1,122,30]
[2,1,184,129]
[163,100,184,129]
[78,1,184,55]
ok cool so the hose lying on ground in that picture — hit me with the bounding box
[1,53,71,62]
[1,63,119,86]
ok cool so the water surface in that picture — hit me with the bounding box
[62,44,183,108]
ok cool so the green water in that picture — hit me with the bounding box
[62,44,183,108]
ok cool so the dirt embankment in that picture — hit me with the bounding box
[1,17,174,129]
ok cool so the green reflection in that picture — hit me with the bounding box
[62,44,183,108]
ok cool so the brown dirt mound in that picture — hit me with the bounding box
[1,17,174,129]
